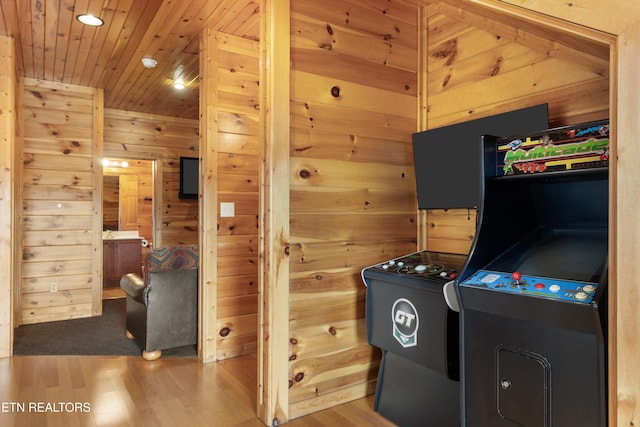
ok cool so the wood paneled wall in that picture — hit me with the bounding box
[19,78,102,325]
[288,0,420,418]
[425,2,609,128]
[422,2,610,254]
[103,109,200,247]
[213,33,260,360]
[17,93,198,327]
[199,29,261,363]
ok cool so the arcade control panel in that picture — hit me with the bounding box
[460,270,599,304]
[367,251,465,282]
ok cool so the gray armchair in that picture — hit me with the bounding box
[119,244,198,360]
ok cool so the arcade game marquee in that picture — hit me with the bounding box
[455,120,609,427]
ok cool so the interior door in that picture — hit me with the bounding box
[119,174,139,231]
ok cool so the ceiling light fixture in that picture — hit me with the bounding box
[173,79,185,90]
[76,14,104,27]
[102,159,129,168]
[141,57,158,68]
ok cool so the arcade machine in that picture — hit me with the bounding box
[361,251,466,426]
[360,105,550,426]
[455,120,609,427]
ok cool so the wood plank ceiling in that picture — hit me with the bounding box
[0,0,609,121]
[0,0,259,120]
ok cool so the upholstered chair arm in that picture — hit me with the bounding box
[120,273,146,305]
[144,269,198,352]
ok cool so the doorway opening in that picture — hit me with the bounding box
[102,158,155,300]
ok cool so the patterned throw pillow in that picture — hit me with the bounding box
[143,244,198,285]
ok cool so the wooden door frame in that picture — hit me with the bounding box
[0,35,16,357]
[256,0,291,425]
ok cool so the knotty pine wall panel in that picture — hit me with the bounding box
[425,3,609,126]
[422,4,610,255]
[289,0,420,418]
[19,79,99,325]
[103,109,200,247]
[213,32,260,361]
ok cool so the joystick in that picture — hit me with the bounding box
[512,271,522,285]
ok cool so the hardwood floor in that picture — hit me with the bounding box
[102,287,126,300]
[0,353,397,426]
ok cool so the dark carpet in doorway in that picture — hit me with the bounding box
[13,298,197,358]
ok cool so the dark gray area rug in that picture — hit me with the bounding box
[13,298,197,358]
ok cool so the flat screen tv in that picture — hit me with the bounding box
[179,156,199,199]
[412,104,549,210]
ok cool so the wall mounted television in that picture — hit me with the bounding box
[179,156,199,199]
[412,103,549,210]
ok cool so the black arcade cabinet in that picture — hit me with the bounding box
[456,120,609,427]
[360,105,550,426]
[361,251,466,427]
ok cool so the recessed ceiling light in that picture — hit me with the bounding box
[76,14,104,27]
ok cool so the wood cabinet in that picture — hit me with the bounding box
[103,239,142,288]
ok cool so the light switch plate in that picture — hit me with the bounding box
[220,202,235,218]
